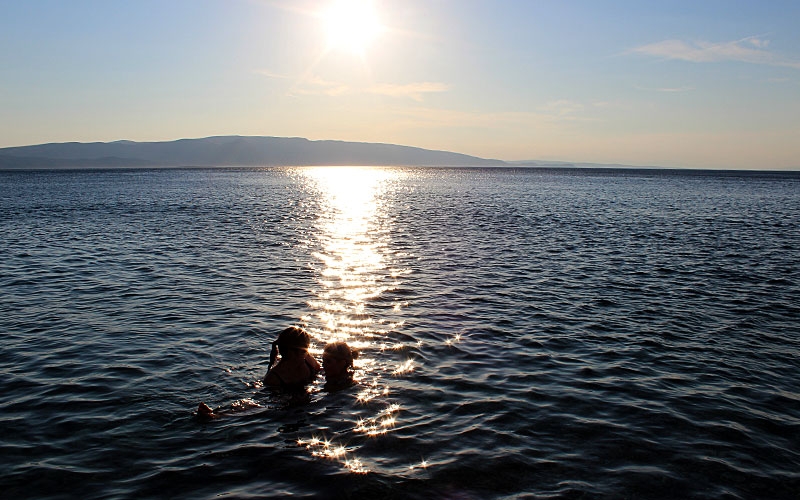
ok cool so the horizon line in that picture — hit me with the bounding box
[1,134,797,172]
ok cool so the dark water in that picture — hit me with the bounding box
[1,167,799,499]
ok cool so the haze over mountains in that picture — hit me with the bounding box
[0,136,507,169]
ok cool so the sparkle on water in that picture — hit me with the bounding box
[295,167,420,474]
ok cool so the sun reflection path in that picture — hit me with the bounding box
[296,167,416,474]
[302,167,400,340]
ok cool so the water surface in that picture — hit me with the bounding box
[1,167,799,499]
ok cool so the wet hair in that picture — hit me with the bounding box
[323,342,359,371]
[266,326,311,375]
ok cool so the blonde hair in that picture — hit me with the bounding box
[323,342,359,370]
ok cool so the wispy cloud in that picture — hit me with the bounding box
[285,75,450,100]
[291,75,351,96]
[632,36,800,69]
[634,85,695,93]
[541,99,584,116]
[367,82,450,101]
[254,70,293,80]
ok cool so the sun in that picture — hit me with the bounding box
[322,0,382,55]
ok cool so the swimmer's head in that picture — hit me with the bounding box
[276,326,311,354]
[323,342,359,375]
[267,326,311,374]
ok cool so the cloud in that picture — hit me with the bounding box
[366,82,450,101]
[634,85,695,93]
[288,76,450,100]
[541,99,584,116]
[290,75,351,96]
[632,36,800,69]
[254,70,292,80]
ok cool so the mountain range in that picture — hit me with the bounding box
[0,136,507,169]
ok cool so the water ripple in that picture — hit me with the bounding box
[1,168,798,499]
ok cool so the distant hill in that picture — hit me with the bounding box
[0,136,507,169]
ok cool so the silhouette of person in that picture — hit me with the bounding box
[262,326,321,391]
[322,341,359,391]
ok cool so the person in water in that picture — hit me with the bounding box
[197,327,318,420]
[196,334,357,420]
[322,341,359,390]
[263,326,321,391]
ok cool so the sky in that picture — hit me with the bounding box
[1,0,799,169]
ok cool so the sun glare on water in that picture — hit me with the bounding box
[322,0,382,55]
[294,166,415,475]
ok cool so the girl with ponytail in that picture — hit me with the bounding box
[262,326,320,392]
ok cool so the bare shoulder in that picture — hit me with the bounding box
[305,352,321,372]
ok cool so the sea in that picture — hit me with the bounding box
[1,166,798,499]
